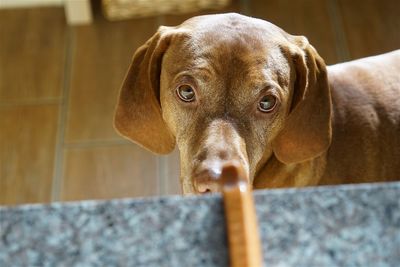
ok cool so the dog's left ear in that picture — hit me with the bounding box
[114,27,176,154]
[272,36,332,164]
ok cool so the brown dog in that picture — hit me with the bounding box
[114,13,400,194]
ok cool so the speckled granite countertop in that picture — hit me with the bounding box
[1,182,399,267]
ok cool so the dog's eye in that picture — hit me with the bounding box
[176,84,196,102]
[259,95,277,112]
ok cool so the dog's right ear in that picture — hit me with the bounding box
[114,27,176,154]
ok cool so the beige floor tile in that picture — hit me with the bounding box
[338,0,400,59]
[0,8,66,102]
[249,0,339,64]
[163,149,181,195]
[0,104,59,205]
[61,144,159,201]
[65,16,160,143]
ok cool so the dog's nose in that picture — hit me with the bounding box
[193,160,249,194]
[193,163,222,194]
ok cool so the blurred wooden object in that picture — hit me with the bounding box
[0,0,92,25]
[220,163,263,267]
[0,0,62,9]
[65,0,92,25]
[102,0,231,20]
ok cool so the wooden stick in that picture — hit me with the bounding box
[220,163,263,267]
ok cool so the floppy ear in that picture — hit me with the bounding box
[272,37,332,164]
[114,27,176,154]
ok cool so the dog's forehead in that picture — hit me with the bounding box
[164,13,289,71]
[179,13,285,40]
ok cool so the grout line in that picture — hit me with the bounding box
[156,14,168,196]
[240,0,251,15]
[326,0,351,62]
[64,139,133,148]
[157,13,165,26]
[157,156,162,196]
[51,26,74,202]
[0,98,61,107]
[158,155,169,195]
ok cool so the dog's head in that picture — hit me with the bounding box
[114,13,332,194]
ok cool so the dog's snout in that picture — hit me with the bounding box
[190,119,250,194]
